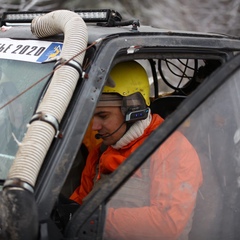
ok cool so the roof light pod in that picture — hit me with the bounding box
[0,9,122,26]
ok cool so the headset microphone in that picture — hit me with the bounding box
[95,121,125,139]
[95,134,102,139]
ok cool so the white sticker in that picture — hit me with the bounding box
[127,45,141,54]
[0,38,63,63]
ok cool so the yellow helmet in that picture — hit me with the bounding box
[103,61,150,106]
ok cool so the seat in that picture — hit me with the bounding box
[150,95,186,119]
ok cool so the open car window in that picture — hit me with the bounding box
[60,56,223,199]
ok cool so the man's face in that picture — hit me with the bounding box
[92,106,127,146]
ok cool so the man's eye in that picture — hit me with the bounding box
[99,114,107,119]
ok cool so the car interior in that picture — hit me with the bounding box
[58,55,229,239]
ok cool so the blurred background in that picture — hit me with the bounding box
[0,0,240,36]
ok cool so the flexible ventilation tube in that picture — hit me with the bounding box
[0,10,88,240]
[7,10,88,187]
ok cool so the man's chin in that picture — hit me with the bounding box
[102,138,115,146]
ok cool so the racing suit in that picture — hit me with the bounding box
[70,113,203,240]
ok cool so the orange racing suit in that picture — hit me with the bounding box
[70,114,203,240]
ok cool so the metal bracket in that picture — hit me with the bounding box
[4,178,34,193]
[30,112,59,137]
[54,59,83,76]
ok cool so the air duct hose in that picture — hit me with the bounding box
[0,10,88,240]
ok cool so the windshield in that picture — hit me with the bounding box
[0,59,54,185]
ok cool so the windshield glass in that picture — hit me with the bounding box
[102,67,240,239]
[0,59,54,184]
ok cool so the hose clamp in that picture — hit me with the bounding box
[54,58,83,76]
[30,112,59,137]
[4,178,34,193]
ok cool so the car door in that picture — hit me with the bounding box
[64,53,240,240]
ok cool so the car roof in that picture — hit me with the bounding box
[1,22,240,45]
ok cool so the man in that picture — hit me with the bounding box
[70,61,202,240]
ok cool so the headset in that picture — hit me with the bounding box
[125,107,150,122]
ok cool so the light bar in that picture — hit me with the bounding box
[75,9,110,22]
[0,9,122,26]
[1,11,48,26]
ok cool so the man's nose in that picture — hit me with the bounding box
[92,118,102,131]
